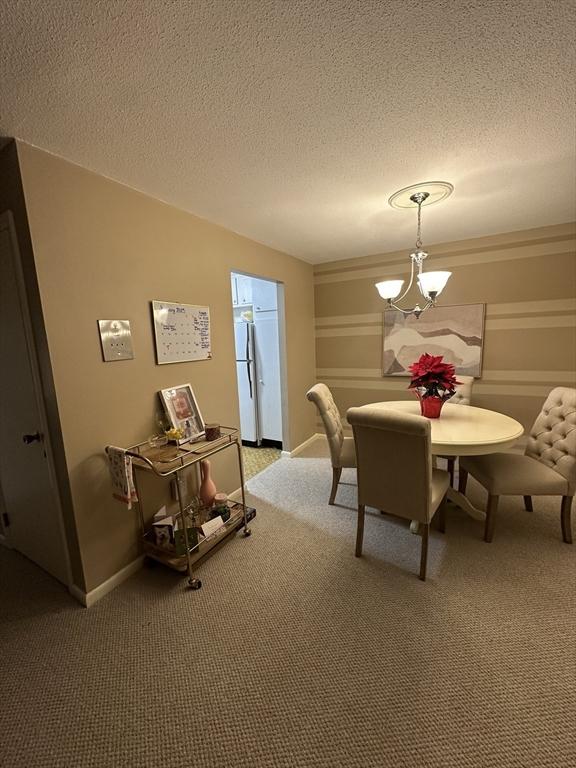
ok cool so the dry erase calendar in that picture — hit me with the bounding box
[152,300,212,364]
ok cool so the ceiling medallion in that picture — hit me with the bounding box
[388,181,454,209]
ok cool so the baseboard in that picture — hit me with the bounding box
[68,583,87,606]
[68,556,144,608]
[282,432,322,458]
[318,420,352,435]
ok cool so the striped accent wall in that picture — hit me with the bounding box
[314,222,576,434]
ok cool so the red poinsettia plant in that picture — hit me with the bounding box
[408,353,460,401]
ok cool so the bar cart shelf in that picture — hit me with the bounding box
[126,426,254,590]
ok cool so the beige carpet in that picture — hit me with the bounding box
[0,447,575,767]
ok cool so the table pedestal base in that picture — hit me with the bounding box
[446,487,486,520]
[410,487,486,534]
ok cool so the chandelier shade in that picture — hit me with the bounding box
[376,279,404,300]
[417,270,452,299]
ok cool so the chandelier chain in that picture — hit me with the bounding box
[416,200,422,249]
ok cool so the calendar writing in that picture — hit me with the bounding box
[152,300,212,364]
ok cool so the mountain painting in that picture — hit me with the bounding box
[383,304,485,377]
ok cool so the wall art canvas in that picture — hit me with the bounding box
[383,303,485,377]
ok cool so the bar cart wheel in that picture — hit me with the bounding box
[188,578,202,590]
[243,528,252,537]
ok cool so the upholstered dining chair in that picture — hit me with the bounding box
[306,383,356,504]
[451,375,474,406]
[441,375,475,485]
[347,407,450,581]
[459,386,576,543]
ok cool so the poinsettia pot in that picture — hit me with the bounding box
[415,391,445,419]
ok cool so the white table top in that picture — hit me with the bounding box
[361,401,524,456]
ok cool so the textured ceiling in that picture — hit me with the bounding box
[1,0,575,263]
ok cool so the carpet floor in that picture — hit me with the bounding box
[0,450,575,767]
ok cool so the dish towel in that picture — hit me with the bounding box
[106,446,138,509]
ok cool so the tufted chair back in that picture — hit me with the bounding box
[306,383,344,467]
[525,387,576,494]
[450,375,474,405]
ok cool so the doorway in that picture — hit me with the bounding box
[0,211,71,585]
[230,272,286,479]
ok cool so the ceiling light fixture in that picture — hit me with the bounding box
[375,182,454,318]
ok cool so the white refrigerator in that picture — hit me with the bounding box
[234,318,282,445]
[235,321,258,443]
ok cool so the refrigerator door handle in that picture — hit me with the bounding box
[247,323,253,398]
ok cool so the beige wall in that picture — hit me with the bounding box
[314,223,576,433]
[16,142,316,593]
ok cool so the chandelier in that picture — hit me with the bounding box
[375,182,453,318]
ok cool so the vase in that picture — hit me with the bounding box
[199,459,217,506]
[416,392,445,419]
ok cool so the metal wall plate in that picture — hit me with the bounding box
[98,320,134,361]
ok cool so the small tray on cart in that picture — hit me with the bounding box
[127,427,240,476]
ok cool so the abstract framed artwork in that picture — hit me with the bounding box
[382,303,485,377]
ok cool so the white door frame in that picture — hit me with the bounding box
[230,270,290,450]
[0,210,72,587]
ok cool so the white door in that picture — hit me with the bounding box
[230,275,239,306]
[236,275,253,306]
[234,322,258,442]
[252,278,278,312]
[0,212,70,585]
[236,360,258,442]
[254,314,283,442]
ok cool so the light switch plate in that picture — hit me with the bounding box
[98,320,134,362]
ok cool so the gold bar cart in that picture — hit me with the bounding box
[126,426,254,590]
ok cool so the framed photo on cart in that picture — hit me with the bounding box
[159,384,205,443]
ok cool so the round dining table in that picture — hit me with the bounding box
[361,400,524,524]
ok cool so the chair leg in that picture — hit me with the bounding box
[419,523,430,581]
[436,498,446,534]
[355,504,365,557]
[329,467,342,505]
[484,495,499,543]
[458,467,468,495]
[524,495,533,512]
[447,457,455,487]
[561,496,573,544]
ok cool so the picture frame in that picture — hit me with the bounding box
[382,303,486,378]
[159,384,205,444]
